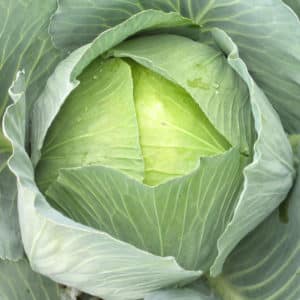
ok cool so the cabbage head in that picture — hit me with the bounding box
[0,1,300,300]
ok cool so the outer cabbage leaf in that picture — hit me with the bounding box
[0,0,62,260]
[50,0,300,133]
[0,0,61,118]
[0,153,21,260]
[210,28,294,275]
[46,147,244,272]
[5,13,203,300]
[209,140,300,300]
[0,258,62,300]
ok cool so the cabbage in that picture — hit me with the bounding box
[0,1,300,300]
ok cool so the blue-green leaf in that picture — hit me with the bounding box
[0,258,62,300]
[0,0,63,261]
[210,28,294,276]
[0,0,62,118]
[209,149,300,300]
[0,154,22,260]
[46,147,245,272]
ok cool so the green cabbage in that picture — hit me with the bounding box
[1,1,300,300]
